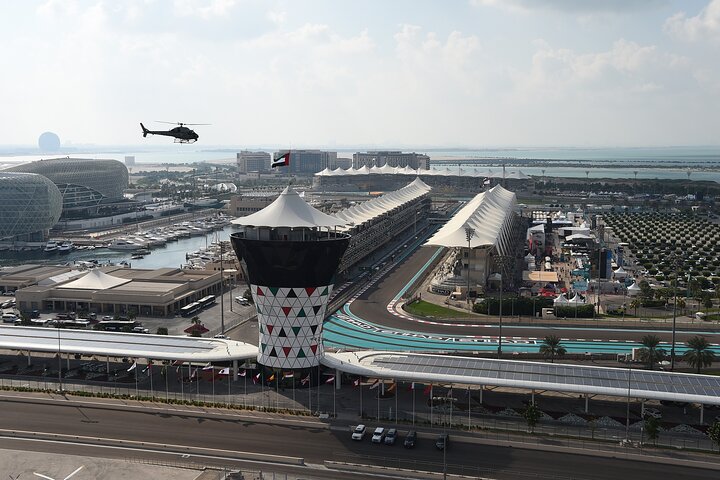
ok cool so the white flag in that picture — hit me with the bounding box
[127,361,137,372]
[218,368,230,375]
[369,379,380,390]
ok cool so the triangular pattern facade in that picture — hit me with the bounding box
[250,282,334,369]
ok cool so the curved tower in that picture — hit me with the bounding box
[230,187,349,369]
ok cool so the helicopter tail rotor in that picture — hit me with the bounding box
[140,123,149,137]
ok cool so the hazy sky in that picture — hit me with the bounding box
[1,0,719,148]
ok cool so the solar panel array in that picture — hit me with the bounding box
[370,354,720,398]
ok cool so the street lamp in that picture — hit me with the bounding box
[464,225,475,304]
[56,324,63,392]
[220,241,225,335]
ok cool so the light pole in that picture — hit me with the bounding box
[670,256,681,371]
[464,225,475,304]
[625,363,632,444]
[498,272,503,358]
[57,325,63,392]
[220,241,225,335]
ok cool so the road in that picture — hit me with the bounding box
[345,244,720,344]
[0,396,716,480]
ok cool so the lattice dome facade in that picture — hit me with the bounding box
[0,172,62,240]
[7,158,128,201]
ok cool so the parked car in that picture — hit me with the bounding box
[371,427,385,443]
[2,313,18,323]
[132,326,150,334]
[351,424,366,441]
[234,296,250,306]
[384,428,397,445]
[435,434,449,450]
[404,430,417,448]
[30,310,40,319]
[102,315,113,321]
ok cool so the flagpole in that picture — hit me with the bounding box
[359,379,363,418]
[308,371,312,414]
[165,365,169,402]
[333,376,336,419]
[196,363,200,402]
[317,364,320,414]
[180,364,184,402]
[292,372,295,410]
[243,368,247,408]
[395,379,398,425]
[227,367,231,408]
[212,366,215,405]
[377,381,380,421]
[275,372,279,411]
[149,363,153,399]
[261,370,265,410]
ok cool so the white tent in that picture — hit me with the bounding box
[57,269,131,290]
[567,294,585,304]
[613,267,628,279]
[627,282,641,297]
[554,294,570,305]
[231,186,346,228]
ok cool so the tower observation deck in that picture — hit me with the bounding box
[230,186,349,369]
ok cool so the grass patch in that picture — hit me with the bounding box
[403,300,474,318]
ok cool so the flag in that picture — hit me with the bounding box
[353,378,361,387]
[271,150,290,168]
[387,382,396,393]
[407,382,415,392]
[300,374,311,385]
[325,376,335,384]
[190,368,197,380]
[253,372,261,384]
[127,361,137,372]
[283,371,294,379]
[423,384,432,396]
[172,360,184,366]
[202,363,214,370]
[239,369,247,377]
[267,373,276,382]
[369,379,380,390]
[218,367,230,375]
[142,363,152,374]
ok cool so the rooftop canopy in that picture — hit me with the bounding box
[323,351,720,405]
[57,269,131,290]
[0,326,257,362]
[231,185,346,229]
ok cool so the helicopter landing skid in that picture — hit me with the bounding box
[174,138,197,144]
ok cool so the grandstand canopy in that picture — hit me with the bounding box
[0,326,257,362]
[425,185,517,248]
[323,351,720,405]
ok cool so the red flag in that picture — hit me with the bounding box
[239,370,247,377]
[423,384,432,396]
[300,375,311,385]
[271,150,291,168]
[353,378,361,387]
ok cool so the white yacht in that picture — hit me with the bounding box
[57,241,74,254]
[43,241,59,253]
[108,239,143,251]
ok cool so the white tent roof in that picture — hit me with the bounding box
[231,186,346,228]
[554,294,570,304]
[627,282,641,291]
[57,269,131,290]
[567,294,585,304]
[425,185,517,248]
[316,167,333,176]
[614,266,627,274]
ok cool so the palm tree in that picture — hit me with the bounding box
[539,335,567,363]
[683,336,716,374]
[637,335,666,370]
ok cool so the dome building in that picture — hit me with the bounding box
[6,158,129,218]
[0,172,63,241]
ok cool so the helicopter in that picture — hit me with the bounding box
[140,121,208,143]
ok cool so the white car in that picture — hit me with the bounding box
[351,424,366,441]
[371,427,385,443]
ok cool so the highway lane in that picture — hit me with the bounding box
[342,244,720,344]
[0,398,716,480]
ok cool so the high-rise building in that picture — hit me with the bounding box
[273,150,337,175]
[353,151,430,170]
[236,151,270,173]
[230,187,349,369]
